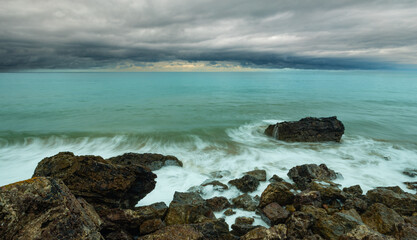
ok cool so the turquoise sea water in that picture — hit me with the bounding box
[1,71,417,217]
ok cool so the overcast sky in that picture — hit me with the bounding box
[1,0,417,71]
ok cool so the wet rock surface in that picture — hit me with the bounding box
[259,182,295,208]
[265,116,345,142]
[206,196,231,212]
[287,163,339,190]
[33,152,156,209]
[107,152,183,171]
[228,174,260,193]
[244,169,267,182]
[232,193,258,211]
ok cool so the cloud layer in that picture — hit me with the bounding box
[1,0,417,71]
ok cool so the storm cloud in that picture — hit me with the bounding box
[1,0,416,71]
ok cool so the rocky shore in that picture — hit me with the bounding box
[1,117,416,239]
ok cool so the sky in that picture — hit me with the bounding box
[1,0,417,71]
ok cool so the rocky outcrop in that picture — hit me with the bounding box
[287,163,339,190]
[228,175,260,192]
[107,152,182,171]
[0,177,103,240]
[265,116,345,142]
[33,152,156,209]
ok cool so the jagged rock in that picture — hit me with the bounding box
[236,217,254,225]
[287,163,339,190]
[224,209,236,216]
[201,180,229,191]
[259,182,295,208]
[315,211,364,239]
[265,116,345,142]
[228,175,260,192]
[240,224,287,240]
[138,219,234,240]
[245,170,267,181]
[33,152,156,209]
[361,203,405,235]
[343,185,363,197]
[206,196,231,212]
[285,211,316,239]
[107,152,182,171]
[294,190,322,210]
[232,193,258,211]
[309,181,346,206]
[366,186,417,215]
[164,192,214,225]
[231,224,260,237]
[260,202,290,225]
[139,219,165,235]
[97,202,167,237]
[339,224,393,240]
[0,177,103,240]
[393,223,417,240]
[403,169,417,178]
[343,197,368,213]
[269,174,284,183]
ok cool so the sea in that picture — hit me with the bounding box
[1,70,416,226]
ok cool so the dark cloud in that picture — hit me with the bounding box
[1,0,416,71]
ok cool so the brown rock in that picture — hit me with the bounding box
[259,182,295,208]
[245,170,267,181]
[0,177,103,240]
[309,180,346,206]
[339,224,393,240]
[232,193,258,211]
[343,197,368,214]
[164,192,214,225]
[269,174,284,183]
[241,224,287,240]
[315,211,363,239]
[206,196,231,212]
[236,217,254,225]
[343,185,363,197]
[287,163,339,190]
[224,209,236,216]
[139,218,165,235]
[229,175,260,193]
[107,152,182,171]
[361,203,405,235]
[231,223,259,237]
[285,211,315,239]
[260,202,290,226]
[201,180,229,191]
[366,187,417,215]
[393,223,417,240]
[33,152,156,209]
[294,190,322,210]
[265,116,345,142]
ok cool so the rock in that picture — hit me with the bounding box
[309,181,346,206]
[231,223,259,237]
[33,152,156,209]
[139,219,165,235]
[107,152,182,171]
[224,209,236,216]
[240,224,287,240]
[361,203,405,235]
[245,170,267,181]
[259,182,295,208]
[164,192,214,225]
[404,181,417,191]
[138,219,234,240]
[236,217,254,225]
[343,185,363,197]
[260,202,290,226]
[105,230,133,240]
[232,193,258,211]
[0,177,103,240]
[287,163,339,190]
[294,190,322,210]
[393,223,417,240]
[265,116,345,142]
[343,197,368,214]
[269,174,284,183]
[228,175,260,193]
[405,215,417,227]
[339,224,393,240]
[97,202,167,237]
[201,180,229,191]
[315,211,364,239]
[403,169,417,178]
[366,187,417,215]
[206,196,231,212]
[285,211,315,239]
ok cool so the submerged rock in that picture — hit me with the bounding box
[228,175,260,193]
[265,116,345,142]
[201,180,229,191]
[33,152,156,209]
[245,169,267,182]
[287,163,339,190]
[0,177,103,240]
[107,152,182,171]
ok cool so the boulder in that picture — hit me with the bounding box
[260,202,290,226]
[265,116,345,142]
[164,192,214,225]
[107,152,182,171]
[139,219,165,235]
[269,174,284,183]
[339,224,393,240]
[343,197,368,214]
[0,177,103,240]
[231,223,259,237]
[206,196,231,212]
[314,211,363,239]
[33,152,156,209]
[236,217,254,225]
[224,209,236,216]
[393,223,417,240]
[228,175,259,193]
[259,182,295,208]
[287,163,339,190]
[361,203,405,235]
[285,211,316,239]
[343,185,363,197]
[245,169,267,182]
[366,187,417,215]
[294,190,322,210]
[232,193,258,211]
[240,224,287,240]
[309,181,346,206]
